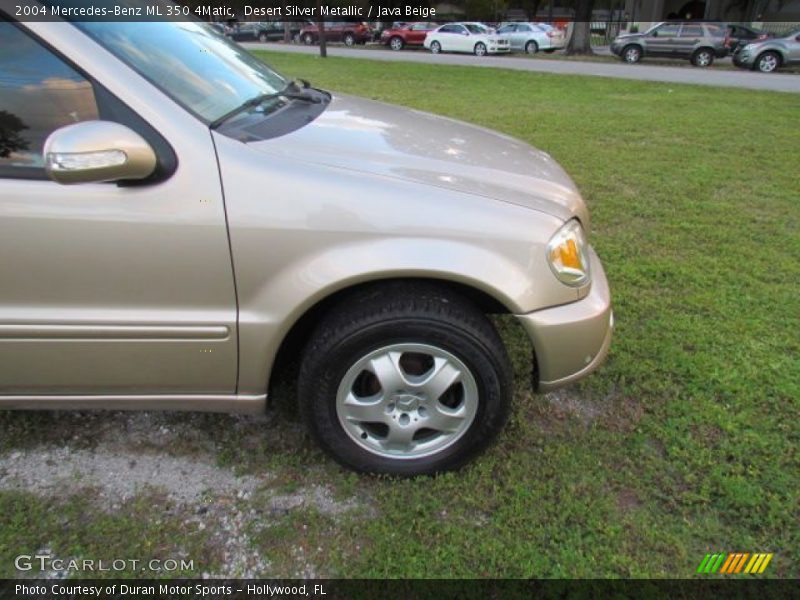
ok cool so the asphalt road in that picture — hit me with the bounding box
[244,42,800,94]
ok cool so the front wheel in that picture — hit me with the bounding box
[691,48,714,67]
[474,42,488,56]
[525,40,539,54]
[755,51,780,73]
[343,33,355,47]
[430,40,441,54]
[298,282,512,476]
[389,36,404,51]
[302,33,314,45]
[622,44,642,63]
[258,32,268,43]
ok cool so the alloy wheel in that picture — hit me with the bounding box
[624,46,641,63]
[695,51,712,67]
[758,53,778,72]
[335,343,479,459]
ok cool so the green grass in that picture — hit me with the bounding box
[249,51,799,577]
[1,53,797,579]
[0,491,210,578]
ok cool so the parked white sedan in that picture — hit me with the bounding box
[496,22,566,54]
[424,22,511,56]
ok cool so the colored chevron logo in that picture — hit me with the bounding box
[696,552,774,574]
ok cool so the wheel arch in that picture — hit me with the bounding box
[758,48,784,66]
[265,275,514,404]
[623,42,644,54]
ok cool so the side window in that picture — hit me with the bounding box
[497,25,515,34]
[439,25,459,34]
[680,25,703,37]
[0,22,99,177]
[653,24,680,37]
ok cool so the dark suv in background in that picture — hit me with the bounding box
[226,21,304,43]
[299,21,372,46]
[611,21,728,66]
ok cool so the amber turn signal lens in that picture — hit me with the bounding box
[546,220,590,287]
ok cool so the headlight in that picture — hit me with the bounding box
[546,219,591,287]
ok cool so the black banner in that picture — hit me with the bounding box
[5,0,800,23]
[1,579,798,600]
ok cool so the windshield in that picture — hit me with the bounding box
[74,21,288,123]
[465,24,488,34]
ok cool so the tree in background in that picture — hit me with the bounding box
[0,110,29,159]
[465,0,509,22]
[522,0,543,20]
[316,0,327,58]
[566,0,595,55]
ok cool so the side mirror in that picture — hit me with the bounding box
[44,121,156,185]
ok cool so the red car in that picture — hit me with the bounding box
[380,22,439,50]
[299,21,372,46]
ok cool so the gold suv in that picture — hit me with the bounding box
[0,16,612,475]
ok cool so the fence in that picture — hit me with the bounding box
[589,21,624,46]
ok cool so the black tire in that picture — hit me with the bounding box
[474,42,488,56]
[343,33,355,47]
[755,51,781,73]
[258,32,268,43]
[622,44,642,63]
[302,33,314,45]
[389,36,404,51]
[430,40,441,54]
[691,47,714,67]
[525,40,539,54]
[298,281,513,476]
[543,48,557,53]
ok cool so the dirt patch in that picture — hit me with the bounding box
[0,446,263,507]
[534,385,643,435]
[268,485,366,517]
[0,410,372,578]
[616,488,642,512]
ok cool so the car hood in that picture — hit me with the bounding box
[246,94,587,225]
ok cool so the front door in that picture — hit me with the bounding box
[0,22,238,395]
[646,22,680,56]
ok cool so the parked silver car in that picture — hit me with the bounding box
[496,22,566,54]
[611,21,728,66]
[0,15,612,475]
[733,28,800,72]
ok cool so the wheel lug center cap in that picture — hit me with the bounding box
[394,393,421,411]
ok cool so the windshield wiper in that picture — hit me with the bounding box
[210,80,321,130]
